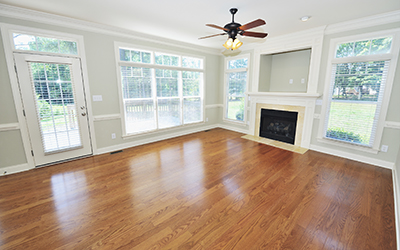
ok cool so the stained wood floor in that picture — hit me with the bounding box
[0,128,396,249]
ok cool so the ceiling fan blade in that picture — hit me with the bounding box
[239,19,266,31]
[241,31,268,38]
[198,33,225,40]
[206,24,228,31]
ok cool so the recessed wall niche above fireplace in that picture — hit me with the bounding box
[259,109,298,145]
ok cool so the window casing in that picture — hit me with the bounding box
[320,30,400,151]
[116,45,204,136]
[224,55,249,123]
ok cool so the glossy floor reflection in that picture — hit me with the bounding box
[0,128,396,249]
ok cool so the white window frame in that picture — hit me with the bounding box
[318,29,400,153]
[114,42,205,138]
[223,54,250,124]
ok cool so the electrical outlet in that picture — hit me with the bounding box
[381,145,388,152]
[111,133,116,139]
[206,117,208,122]
[289,79,293,84]
[301,78,305,84]
[93,95,103,102]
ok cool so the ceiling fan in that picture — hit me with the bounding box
[199,8,268,50]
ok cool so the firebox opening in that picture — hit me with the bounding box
[259,109,298,145]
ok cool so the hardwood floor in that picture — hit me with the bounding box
[0,128,396,249]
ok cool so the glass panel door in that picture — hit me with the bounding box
[14,54,92,166]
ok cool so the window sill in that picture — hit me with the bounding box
[317,137,379,154]
[122,121,205,140]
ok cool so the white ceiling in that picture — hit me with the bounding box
[1,0,399,50]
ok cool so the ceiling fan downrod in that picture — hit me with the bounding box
[230,8,238,23]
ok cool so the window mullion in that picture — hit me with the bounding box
[152,68,159,130]
[179,71,183,125]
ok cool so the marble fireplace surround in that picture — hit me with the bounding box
[248,92,320,149]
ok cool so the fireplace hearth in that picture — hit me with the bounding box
[259,109,298,145]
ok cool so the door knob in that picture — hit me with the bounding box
[81,112,87,116]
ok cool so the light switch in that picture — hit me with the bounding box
[93,95,103,102]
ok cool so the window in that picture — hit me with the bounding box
[12,33,78,55]
[116,45,204,135]
[323,34,397,148]
[224,56,249,122]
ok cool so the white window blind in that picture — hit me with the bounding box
[29,62,82,153]
[324,36,392,147]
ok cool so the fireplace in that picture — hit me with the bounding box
[259,109,298,145]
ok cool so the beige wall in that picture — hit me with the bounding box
[259,49,311,92]
[0,16,222,170]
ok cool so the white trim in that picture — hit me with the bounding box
[310,143,394,169]
[217,123,249,135]
[0,163,32,175]
[247,92,320,98]
[93,114,121,122]
[385,121,400,129]
[316,137,379,154]
[1,24,36,169]
[392,167,400,250]
[0,4,220,55]
[325,10,400,35]
[0,123,19,131]
[96,124,219,155]
[252,27,325,95]
[205,104,223,109]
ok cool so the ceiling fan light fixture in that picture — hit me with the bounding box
[223,38,234,49]
[232,38,243,50]
[202,8,268,49]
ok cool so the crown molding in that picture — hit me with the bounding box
[0,4,221,55]
[325,10,400,35]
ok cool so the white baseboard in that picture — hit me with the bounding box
[392,168,400,250]
[95,124,219,155]
[310,144,394,169]
[217,123,250,135]
[0,163,32,176]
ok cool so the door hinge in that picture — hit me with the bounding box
[14,64,17,73]
[31,150,34,156]
[23,110,26,117]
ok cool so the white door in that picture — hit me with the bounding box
[14,53,92,167]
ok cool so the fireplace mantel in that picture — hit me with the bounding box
[248,92,321,149]
[248,92,321,98]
